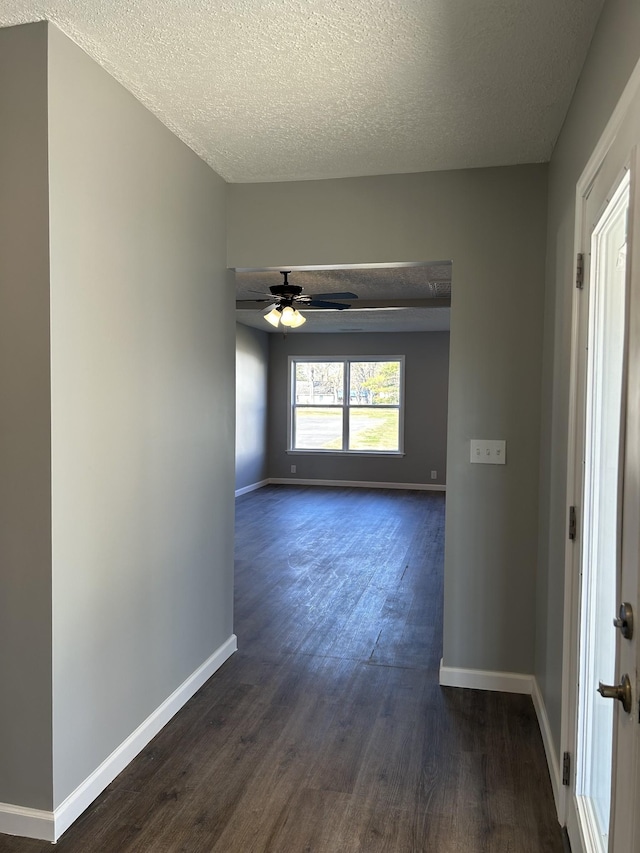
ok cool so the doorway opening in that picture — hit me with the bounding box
[575,171,629,851]
[563,73,640,851]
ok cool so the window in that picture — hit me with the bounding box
[289,357,404,454]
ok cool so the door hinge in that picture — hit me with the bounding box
[569,506,577,541]
[576,253,584,289]
[562,751,571,786]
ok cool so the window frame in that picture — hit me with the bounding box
[287,355,405,456]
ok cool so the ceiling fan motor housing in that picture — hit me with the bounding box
[269,283,303,299]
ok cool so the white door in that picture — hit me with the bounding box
[565,90,640,853]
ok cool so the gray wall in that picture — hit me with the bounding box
[0,22,53,811]
[228,164,548,675]
[268,332,449,485]
[0,22,235,814]
[236,324,269,491]
[47,24,235,806]
[536,0,640,759]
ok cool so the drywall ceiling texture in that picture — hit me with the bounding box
[236,264,451,333]
[0,0,605,183]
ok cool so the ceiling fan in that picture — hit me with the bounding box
[236,271,358,328]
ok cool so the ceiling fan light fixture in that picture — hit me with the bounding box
[265,306,281,327]
[251,271,349,329]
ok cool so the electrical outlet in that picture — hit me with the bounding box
[290,464,297,474]
[431,470,437,479]
[470,439,506,465]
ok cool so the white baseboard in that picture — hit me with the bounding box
[439,660,533,694]
[531,677,562,817]
[0,634,237,843]
[235,479,269,497]
[0,804,55,843]
[268,478,446,492]
[54,633,237,840]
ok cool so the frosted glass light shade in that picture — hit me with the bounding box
[289,310,306,327]
[265,307,281,327]
[280,306,296,326]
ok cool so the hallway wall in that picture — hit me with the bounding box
[0,21,53,812]
[228,163,548,676]
[48,24,235,807]
[536,0,640,761]
[0,21,235,826]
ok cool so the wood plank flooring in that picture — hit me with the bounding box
[1,486,565,852]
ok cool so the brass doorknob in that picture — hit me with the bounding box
[598,673,632,714]
[613,602,634,639]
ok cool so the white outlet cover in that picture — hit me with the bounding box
[470,439,506,465]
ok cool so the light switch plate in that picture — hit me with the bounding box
[470,439,506,465]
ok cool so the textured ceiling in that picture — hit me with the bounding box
[235,264,451,301]
[235,263,452,333]
[0,0,605,183]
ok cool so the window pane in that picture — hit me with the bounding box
[349,408,399,451]
[295,362,344,404]
[349,361,400,405]
[294,407,343,450]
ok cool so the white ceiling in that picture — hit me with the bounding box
[0,0,605,184]
[235,264,452,302]
[2,1,604,333]
[235,263,451,333]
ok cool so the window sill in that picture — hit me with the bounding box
[287,450,405,458]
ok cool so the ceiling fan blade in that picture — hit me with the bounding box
[236,298,273,307]
[306,299,351,310]
[312,291,359,300]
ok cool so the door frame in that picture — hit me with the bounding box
[560,57,640,849]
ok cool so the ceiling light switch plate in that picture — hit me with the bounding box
[470,439,506,464]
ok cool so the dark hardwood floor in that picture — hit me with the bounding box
[1,486,565,852]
